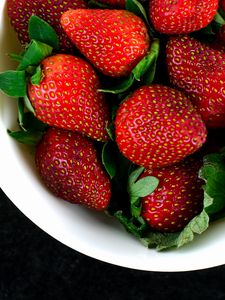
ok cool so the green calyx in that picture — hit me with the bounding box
[127,167,159,218]
[9,98,48,146]
[28,15,59,51]
[128,168,159,226]
[113,150,225,251]
[17,39,53,72]
[0,70,27,97]
[0,15,60,145]
[0,16,57,97]
[98,38,160,95]
[0,39,52,97]
[125,0,155,37]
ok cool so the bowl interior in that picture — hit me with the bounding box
[1,0,225,272]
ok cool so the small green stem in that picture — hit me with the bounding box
[214,11,225,26]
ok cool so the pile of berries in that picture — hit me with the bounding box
[2,0,225,249]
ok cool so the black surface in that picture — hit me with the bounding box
[1,188,225,300]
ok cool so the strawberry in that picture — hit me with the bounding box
[28,53,110,142]
[149,0,218,34]
[35,127,111,211]
[96,0,125,7]
[60,9,150,77]
[141,157,204,232]
[166,35,225,128]
[115,84,207,169]
[7,0,87,52]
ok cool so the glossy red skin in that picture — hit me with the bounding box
[97,0,125,7]
[149,0,218,34]
[141,157,204,232]
[7,0,87,52]
[60,9,150,77]
[28,54,110,142]
[166,35,225,128]
[115,85,207,169]
[35,127,111,211]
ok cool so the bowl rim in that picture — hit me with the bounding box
[1,0,225,272]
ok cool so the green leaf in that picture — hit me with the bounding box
[129,176,159,198]
[21,112,47,132]
[128,167,145,187]
[140,210,210,251]
[142,232,180,251]
[106,123,115,140]
[125,0,155,37]
[114,211,148,239]
[142,40,160,85]
[17,40,53,71]
[98,74,134,94]
[105,104,117,140]
[199,152,225,215]
[9,53,24,62]
[125,0,149,26]
[130,200,142,218]
[132,38,160,82]
[177,211,209,248]
[99,40,160,95]
[31,65,43,85]
[18,98,26,130]
[127,167,158,218]
[8,129,43,145]
[23,95,35,114]
[213,11,225,26]
[28,15,59,51]
[101,141,117,179]
[8,109,47,145]
[142,59,157,85]
[0,70,26,97]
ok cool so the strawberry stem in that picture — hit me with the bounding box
[28,15,59,51]
[0,70,26,97]
[17,40,52,71]
[214,11,225,26]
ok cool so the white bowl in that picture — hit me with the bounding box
[1,0,225,272]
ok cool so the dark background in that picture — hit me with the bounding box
[1,188,225,300]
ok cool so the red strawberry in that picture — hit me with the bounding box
[60,9,150,77]
[28,54,110,142]
[115,84,207,169]
[7,0,87,52]
[166,35,225,128]
[141,157,204,232]
[149,0,218,34]
[96,0,125,7]
[35,127,111,210]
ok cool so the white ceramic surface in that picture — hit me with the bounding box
[1,0,225,272]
